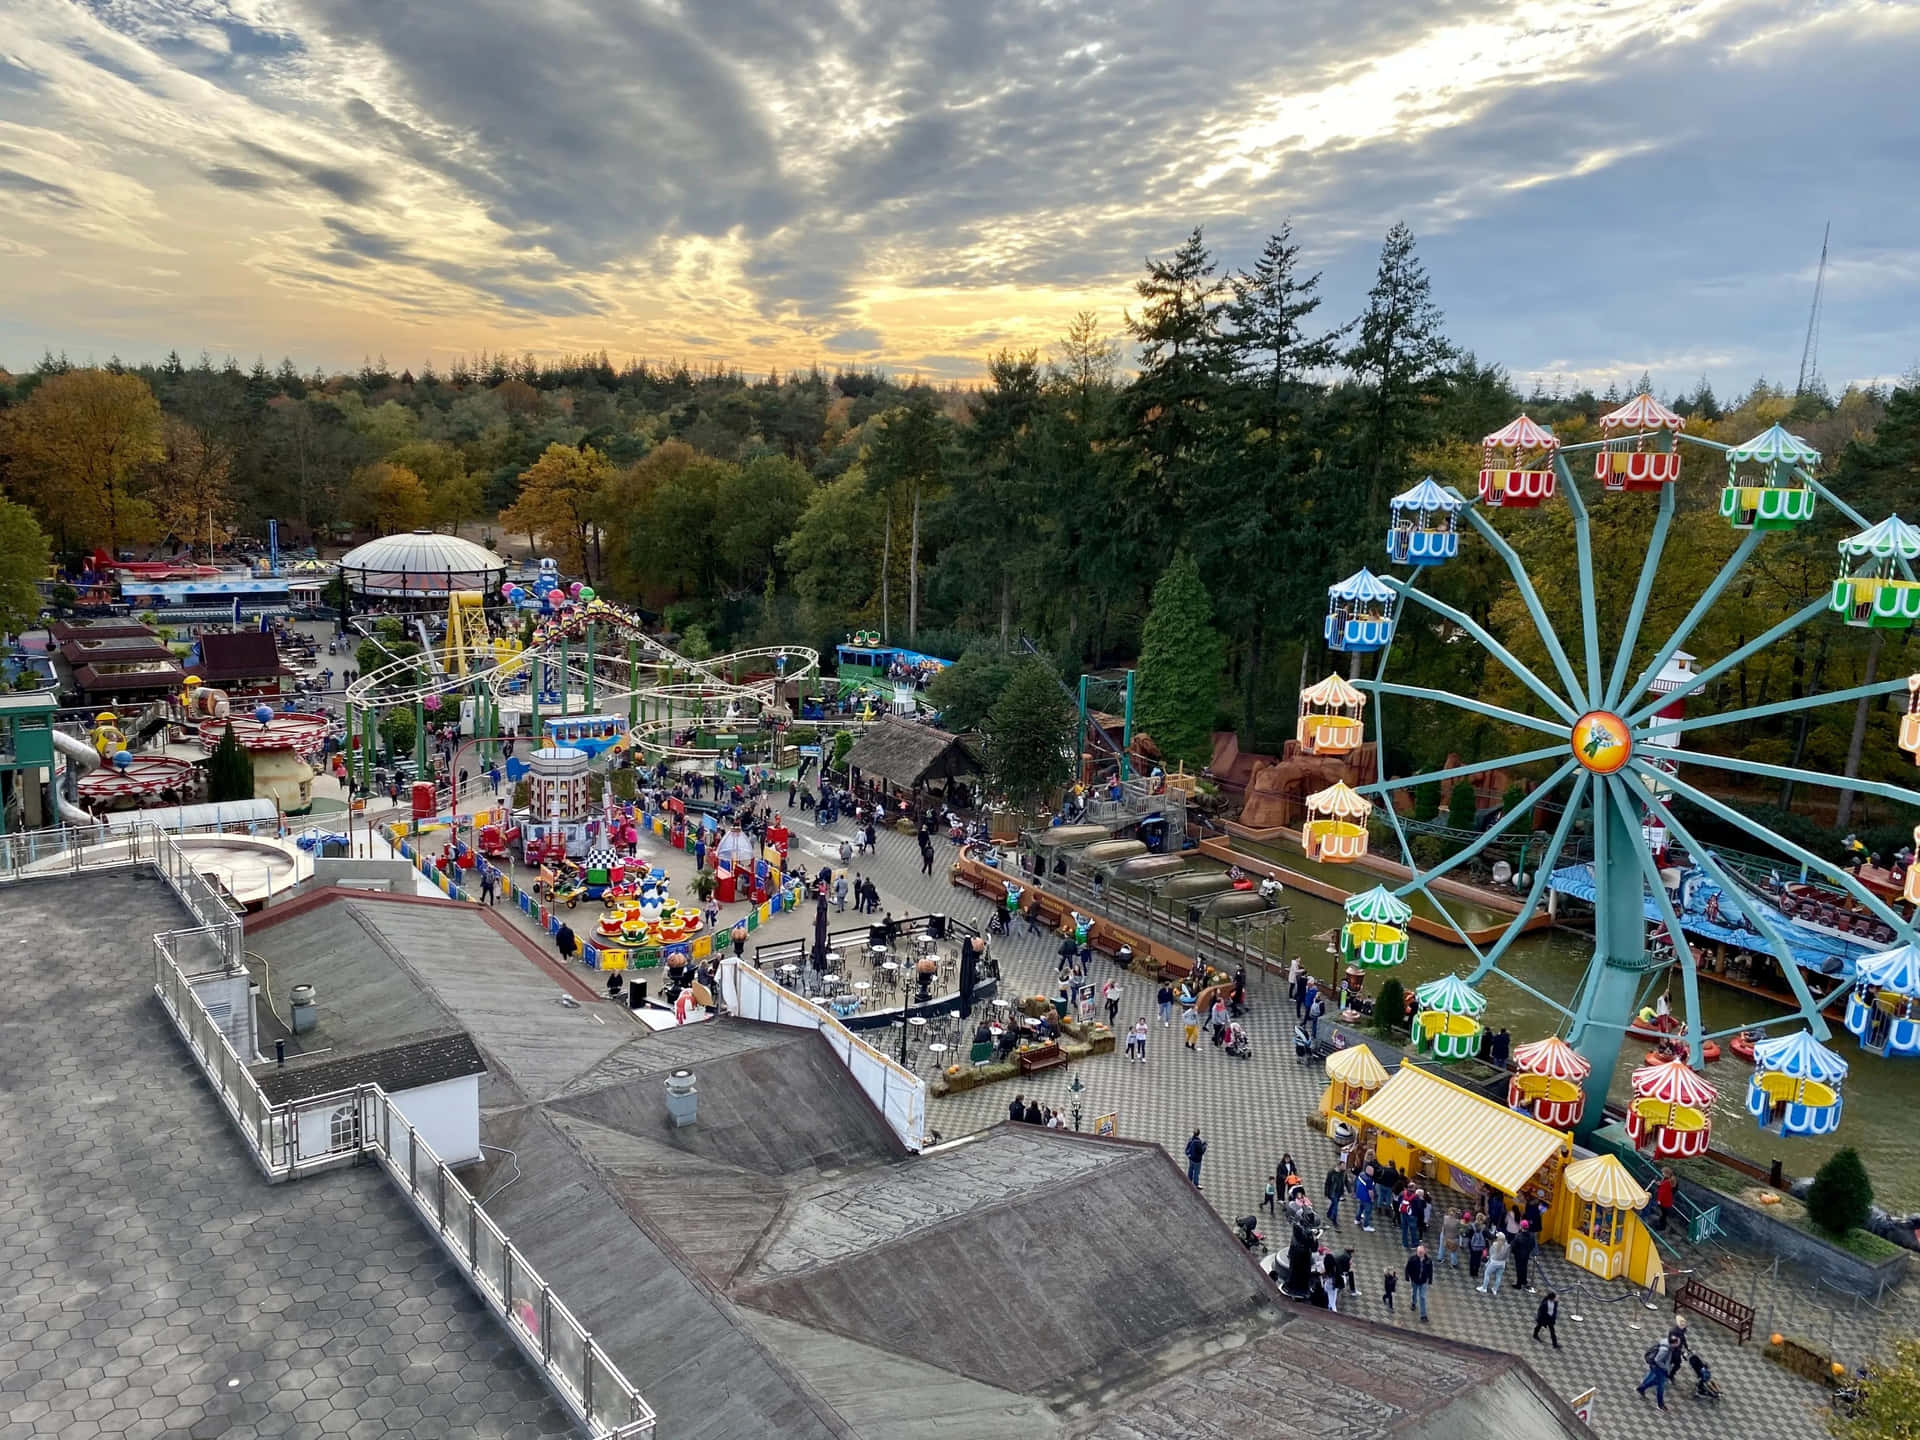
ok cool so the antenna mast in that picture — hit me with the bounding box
[1795,222,1829,396]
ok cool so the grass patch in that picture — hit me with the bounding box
[1788,1219,1905,1263]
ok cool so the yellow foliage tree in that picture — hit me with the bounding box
[151,417,234,559]
[2,369,164,555]
[502,443,610,580]
[346,461,430,535]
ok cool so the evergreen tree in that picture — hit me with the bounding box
[1345,222,1457,512]
[1223,222,1341,436]
[984,658,1074,811]
[1806,1146,1873,1236]
[1125,228,1230,535]
[1135,549,1226,769]
[205,722,255,803]
[1447,780,1479,831]
[925,647,1017,732]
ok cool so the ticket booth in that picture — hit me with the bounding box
[1561,1153,1659,1284]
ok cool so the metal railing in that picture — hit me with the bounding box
[2,822,655,1437]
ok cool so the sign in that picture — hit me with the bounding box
[1568,1387,1595,1426]
[1094,1112,1118,1137]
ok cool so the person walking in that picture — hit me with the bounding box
[1398,1187,1419,1250]
[1654,1167,1677,1230]
[920,842,935,877]
[1304,984,1325,1043]
[1354,1166,1376,1232]
[1466,1215,1489,1281]
[1103,981,1122,1028]
[1636,1336,1676,1410]
[834,873,848,911]
[1209,995,1229,1041]
[1439,1208,1463,1269]
[1288,957,1305,1016]
[1157,982,1174,1027]
[1182,1001,1201,1051]
[1404,1246,1433,1323]
[1184,1129,1207,1188]
[1262,1179,1278,1216]
[1511,1220,1538,1292]
[477,861,496,906]
[1129,1017,1149,1065]
[1322,1164,1347,1229]
[1478,1231,1510,1295]
[1533,1290,1561,1349]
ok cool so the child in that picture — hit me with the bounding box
[1262,1179,1277,1216]
[1381,1268,1397,1312]
[1182,1003,1201,1050]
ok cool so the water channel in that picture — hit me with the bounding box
[1107,837,1920,1210]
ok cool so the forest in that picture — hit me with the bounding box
[1,221,1916,853]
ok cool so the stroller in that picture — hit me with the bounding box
[1234,1215,1266,1252]
[1223,1020,1252,1059]
[1687,1351,1721,1402]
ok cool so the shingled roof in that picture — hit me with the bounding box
[845,717,978,790]
[257,1030,486,1104]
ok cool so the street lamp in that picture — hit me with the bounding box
[1068,1074,1085,1131]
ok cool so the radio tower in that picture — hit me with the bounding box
[1795,222,1829,396]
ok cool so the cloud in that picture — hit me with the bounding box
[824,328,882,354]
[0,0,1915,389]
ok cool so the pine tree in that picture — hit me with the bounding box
[205,721,255,803]
[984,659,1074,811]
[1345,222,1457,513]
[1125,228,1231,532]
[1223,222,1342,435]
[1447,780,1478,831]
[1135,549,1226,770]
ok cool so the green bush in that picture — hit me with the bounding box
[1447,781,1478,831]
[204,721,256,803]
[1806,1147,1873,1237]
[511,779,531,810]
[1373,978,1406,1038]
[1412,780,1442,821]
[610,768,637,802]
[1501,781,1527,815]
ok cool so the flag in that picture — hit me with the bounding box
[231,594,243,626]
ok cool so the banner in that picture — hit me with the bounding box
[1569,1388,1595,1426]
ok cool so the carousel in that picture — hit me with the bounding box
[77,751,202,810]
[197,706,331,814]
[1507,1035,1591,1129]
[1626,1056,1718,1159]
[591,869,704,958]
[1747,1030,1848,1137]
[1412,973,1485,1061]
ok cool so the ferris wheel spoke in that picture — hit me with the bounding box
[1633,780,1838,1039]
[1642,675,1914,743]
[1462,508,1589,706]
[1387,757,1577,898]
[1614,530,1765,717]
[1365,744,1570,798]
[1602,480,1677,710]
[1622,591,1828,727]
[1465,770,1591,984]
[1638,759,1915,939]
[1610,776,1712,1066]
[1382,579,1580,724]
[1354,681,1570,738]
[1650,745,1920,814]
[1554,455,1607,700]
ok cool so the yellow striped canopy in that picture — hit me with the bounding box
[1355,1062,1570,1197]
[1325,1043,1388,1089]
[1563,1154,1651,1210]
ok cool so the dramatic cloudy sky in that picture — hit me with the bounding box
[2,0,1917,390]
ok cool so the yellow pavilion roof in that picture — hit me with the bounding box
[1562,1153,1651,1210]
[1355,1063,1569,1198]
[1324,1043,1389,1089]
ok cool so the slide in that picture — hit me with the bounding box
[48,728,99,827]
[414,618,446,676]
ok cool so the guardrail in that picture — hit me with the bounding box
[722,958,926,1149]
[2,822,655,1437]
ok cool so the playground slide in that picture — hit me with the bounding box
[414,617,445,676]
[49,728,99,827]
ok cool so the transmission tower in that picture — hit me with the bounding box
[1795,221,1829,396]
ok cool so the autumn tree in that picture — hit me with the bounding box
[502,443,611,579]
[3,368,165,553]
[388,440,480,534]
[345,461,430,534]
[0,499,51,638]
[151,417,234,558]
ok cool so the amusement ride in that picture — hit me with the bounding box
[1299,393,1920,1158]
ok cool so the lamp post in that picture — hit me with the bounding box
[1069,1074,1085,1132]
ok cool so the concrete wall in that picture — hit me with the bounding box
[294,1073,480,1167]
[1674,1175,1909,1298]
[310,858,415,893]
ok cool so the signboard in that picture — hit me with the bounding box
[1569,1387,1595,1426]
[1094,1113,1117,1137]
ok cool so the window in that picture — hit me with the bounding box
[328,1104,361,1152]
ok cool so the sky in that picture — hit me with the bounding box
[2,0,1918,394]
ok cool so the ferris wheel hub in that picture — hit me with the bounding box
[1571,711,1632,775]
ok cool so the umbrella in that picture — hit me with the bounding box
[809,892,829,969]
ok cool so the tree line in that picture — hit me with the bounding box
[2,220,1916,847]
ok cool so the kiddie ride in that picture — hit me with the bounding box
[594,872,704,950]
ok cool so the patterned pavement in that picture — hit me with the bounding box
[703,806,1912,1440]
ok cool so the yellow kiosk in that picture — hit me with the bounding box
[1319,1043,1389,1127]
[1561,1154,1661,1285]
[1354,1062,1572,1231]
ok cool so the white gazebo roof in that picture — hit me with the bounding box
[336,531,510,596]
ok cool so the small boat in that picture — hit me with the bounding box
[1162,872,1233,900]
[1083,838,1149,864]
[1730,1030,1759,1063]
[1627,1013,1681,1042]
[1646,1040,1721,1066]
[1114,854,1189,882]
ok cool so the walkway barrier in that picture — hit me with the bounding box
[0,823,656,1438]
[722,958,926,1150]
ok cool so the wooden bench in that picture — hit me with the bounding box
[1674,1275,1754,1343]
[1017,1041,1068,1075]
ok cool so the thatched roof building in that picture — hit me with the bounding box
[845,718,979,792]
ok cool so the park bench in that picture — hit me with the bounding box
[1017,1041,1068,1075]
[1674,1275,1754,1343]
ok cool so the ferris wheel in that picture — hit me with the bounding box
[1301,392,1920,1155]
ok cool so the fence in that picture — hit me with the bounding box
[722,958,926,1150]
[0,822,656,1438]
